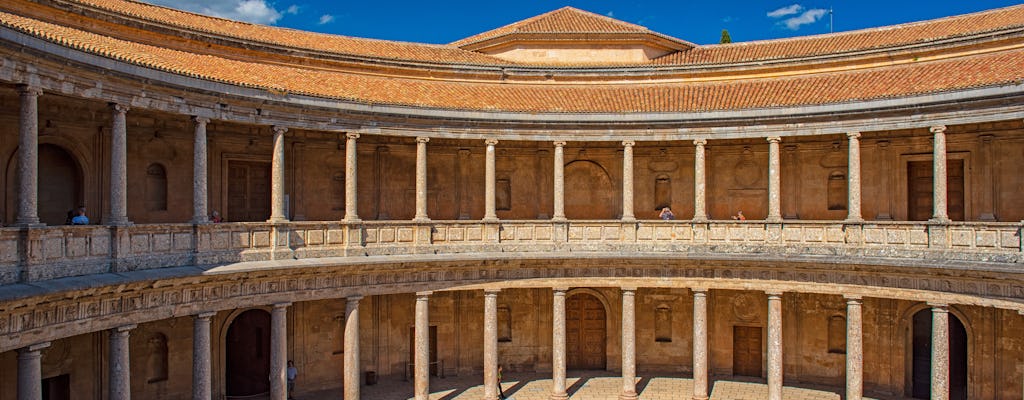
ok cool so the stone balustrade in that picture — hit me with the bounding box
[0,220,1020,285]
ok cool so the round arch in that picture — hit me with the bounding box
[564,160,617,219]
[565,288,613,370]
[4,136,94,226]
[899,303,972,400]
[220,308,273,398]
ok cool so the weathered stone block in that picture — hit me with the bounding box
[515,226,534,240]
[130,234,150,254]
[66,237,87,258]
[91,235,110,256]
[379,228,395,243]
[826,227,845,242]
[602,226,619,240]
[397,227,414,242]
[708,226,726,241]
[43,237,64,259]
[466,227,483,241]
[999,230,1020,248]
[975,230,997,248]
[153,233,171,252]
[804,227,824,242]
[448,227,465,241]
[173,233,192,250]
[863,228,884,244]
[950,229,972,247]
[327,229,345,244]
[252,231,270,247]
[0,239,16,263]
[886,229,907,244]
[783,227,802,242]
[306,229,324,245]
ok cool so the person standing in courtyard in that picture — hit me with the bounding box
[286,360,298,400]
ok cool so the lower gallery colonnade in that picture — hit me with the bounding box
[11,285,1016,400]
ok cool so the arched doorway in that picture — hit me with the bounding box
[566,292,606,369]
[911,309,967,399]
[5,144,82,226]
[226,309,271,398]
[564,160,617,219]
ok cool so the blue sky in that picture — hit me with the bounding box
[141,0,1024,45]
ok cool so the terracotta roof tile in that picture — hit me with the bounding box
[450,7,659,47]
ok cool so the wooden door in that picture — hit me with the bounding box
[227,161,271,222]
[733,326,762,377]
[566,293,606,369]
[907,160,964,221]
[408,326,438,376]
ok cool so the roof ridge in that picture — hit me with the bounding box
[516,6,650,33]
[450,6,655,47]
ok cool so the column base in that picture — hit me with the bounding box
[482,216,499,223]
[766,216,783,223]
[844,217,864,223]
[620,216,636,222]
[266,217,289,224]
[106,220,133,227]
[692,396,709,400]
[14,221,44,228]
[691,216,708,223]
[551,216,567,222]
[928,217,951,224]
[343,217,362,223]
[549,394,569,400]
[412,217,431,223]
[619,392,639,400]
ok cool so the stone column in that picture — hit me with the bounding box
[15,86,41,226]
[193,312,214,400]
[931,303,950,400]
[345,296,362,400]
[191,117,210,224]
[692,289,709,400]
[552,142,567,221]
[846,132,863,222]
[484,289,500,400]
[692,139,708,222]
[484,139,499,221]
[766,292,783,400]
[845,296,863,400]
[551,288,568,400]
[109,324,136,400]
[17,342,50,400]
[344,133,360,221]
[107,104,131,226]
[268,126,288,223]
[621,140,635,221]
[620,288,638,400]
[270,303,290,400]
[930,126,949,222]
[767,137,782,221]
[413,137,430,222]
[414,292,431,400]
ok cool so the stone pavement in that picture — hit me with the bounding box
[301,371,887,399]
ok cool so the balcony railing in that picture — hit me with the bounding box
[1,220,1021,285]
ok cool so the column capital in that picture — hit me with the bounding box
[621,140,635,147]
[109,102,130,113]
[765,291,784,299]
[846,131,861,139]
[929,125,947,134]
[272,302,292,309]
[112,324,137,333]
[416,291,433,299]
[844,295,863,303]
[766,136,782,144]
[693,138,707,146]
[18,84,42,96]
[484,288,501,295]
[927,302,949,311]
[485,138,499,146]
[416,136,430,144]
[346,295,364,302]
[1018,309,1024,316]
[272,125,288,135]
[553,287,569,294]
[22,341,51,353]
[553,141,566,147]
[195,311,216,320]
[192,116,211,125]
[621,287,637,294]
[346,132,361,140]
[691,287,709,295]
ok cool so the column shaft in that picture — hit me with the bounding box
[620,288,637,400]
[553,142,566,221]
[847,132,863,222]
[345,296,362,400]
[109,324,135,400]
[767,293,783,400]
[483,290,500,400]
[693,139,708,221]
[931,305,950,400]
[551,289,568,400]
[344,133,360,221]
[845,297,863,400]
[484,139,499,221]
[414,137,430,221]
[692,289,709,400]
[767,137,782,221]
[15,86,41,226]
[270,303,289,400]
[414,292,431,400]
[931,126,949,222]
[17,342,50,400]
[192,117,210,224]
[268,127,288,222]
[108,104,130,225]
[193,312,214,400]
[621,141,635,221]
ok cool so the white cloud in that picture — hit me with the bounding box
[285,5,300,15]
[606,11,615,17]
[318,14,335,25]
[141,0,294,25]
[782,8,827,30]
[767,4,803,18]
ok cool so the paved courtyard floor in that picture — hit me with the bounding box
[303,371,888,400]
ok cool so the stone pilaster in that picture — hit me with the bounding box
[693,139,708,222]
[766,292,783,400]
[620,288,638,400]
[692,289,709,400]
[767,137,782,221]
[552,142,567,221]
[930,126,949,223]
[109,324,136,400]
[621,140,635,221]
[270,303,290,400]
[345,296,362,400]
[268,126,288,223]
[414,137,430,222]
[845,296,863,400]
[192,117,210,224]
[978,135,996,221]
[931,303,950,400]
[17,342,50,400]
[484,139,499,221]
[15,86,41,226]
[484,289,500,400]
[415,292,431,400]
[344,133,360,222]
[846,132,863,222]
[551,288,568,400]
[107,103,131,226]
[192,312,214,400]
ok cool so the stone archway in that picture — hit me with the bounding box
[910,309,967,399]
[5,144,83,226]
[566,292,607,369]
[564,160,617,219]
[225,309,271,398]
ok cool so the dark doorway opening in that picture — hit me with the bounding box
[41,374,70,400]
[226,309,271,398]
[733,326,763,377]
[566,293,607,369]
[227,161,271,222]
[907,159,965,221]
[911,309,967,399]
